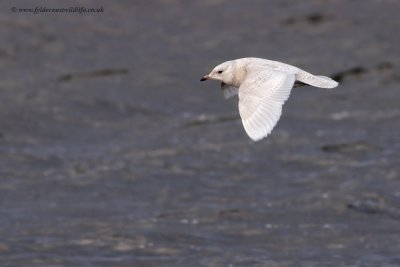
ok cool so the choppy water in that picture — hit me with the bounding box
[0,0,399,266]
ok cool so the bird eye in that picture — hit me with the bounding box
[217,70,223,74]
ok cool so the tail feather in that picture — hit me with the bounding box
[296,71,339,89]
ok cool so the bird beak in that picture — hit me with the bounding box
[200,75,210,82]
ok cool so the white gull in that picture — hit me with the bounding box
[201,57,338,141]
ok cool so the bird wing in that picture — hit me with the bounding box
[238,66,295,141]
[221,82,238,99]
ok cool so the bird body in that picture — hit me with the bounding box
[201,57,338,141]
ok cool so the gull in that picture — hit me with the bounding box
[200,57,338,141]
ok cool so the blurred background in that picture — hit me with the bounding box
[0,0,399,266]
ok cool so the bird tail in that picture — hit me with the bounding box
[296,71,338,89]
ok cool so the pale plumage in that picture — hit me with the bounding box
[201,57,338,141]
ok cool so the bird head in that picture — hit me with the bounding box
[201,61,235,85]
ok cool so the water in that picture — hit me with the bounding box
[0,0,399,266]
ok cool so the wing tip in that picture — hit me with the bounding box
[243,121,274,142]
[249,135,267,142]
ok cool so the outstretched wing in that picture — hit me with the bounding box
[238,67,295,141]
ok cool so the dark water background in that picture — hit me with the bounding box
[0,0,399,266]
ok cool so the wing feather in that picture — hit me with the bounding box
[238,67,295,141]
[221,83,238,99]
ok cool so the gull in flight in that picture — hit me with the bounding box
[201,57,338,141]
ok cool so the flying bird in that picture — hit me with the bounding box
[201,57,338,141]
